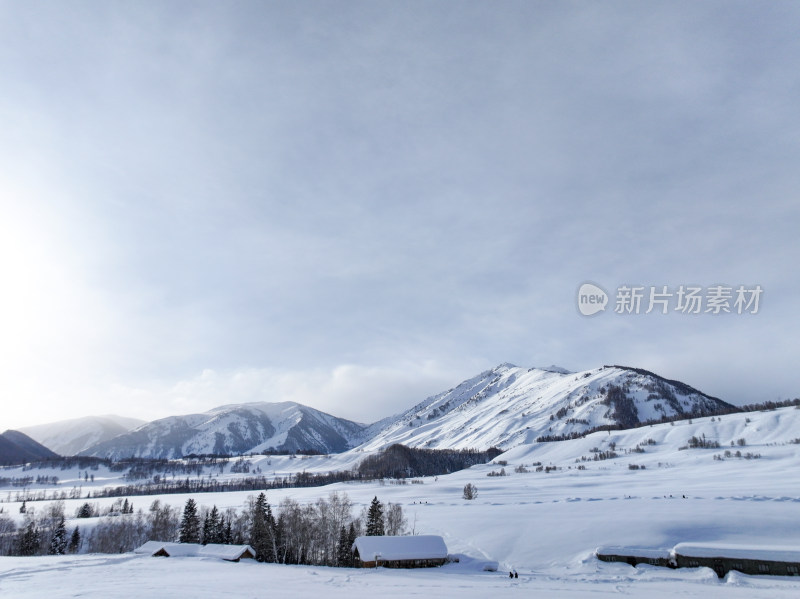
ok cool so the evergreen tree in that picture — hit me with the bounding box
[249,493,277,562]
[19,500,26,514]
[347,522,357,549]
[77,503,93,518]
[209,506,222,543]
[48,515,68,555]
[336,525,351,567]
[202,505,223,545]
[68,526,81,554]
[264,500,277,560]
[223,518,233,545]
[201,513,211,545]
[16,521,40,556]
[216,514,225,544]
[178,498,200,544]
[366,496,384,536]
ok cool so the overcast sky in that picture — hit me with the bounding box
[2,1,799,429]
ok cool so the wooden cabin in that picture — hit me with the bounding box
[134,541,256,562]
[351,535,448,568]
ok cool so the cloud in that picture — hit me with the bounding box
[106,361,470,425]
[1,2,798,429]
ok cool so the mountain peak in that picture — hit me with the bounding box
[359,364,735,451]
[81,401,365,459]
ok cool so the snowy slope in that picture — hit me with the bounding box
[358,364,735,451]
[19,415,145,456]
[80,402,365,459]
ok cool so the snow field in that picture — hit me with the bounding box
[2,407,800,597]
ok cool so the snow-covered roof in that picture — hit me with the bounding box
[134,542,255,560]
[596,546,672,559]
[134,540,169,555]
[135,542,199,557]
[673,543,800,563]
[198,544,256,560]
[352,535,448,561]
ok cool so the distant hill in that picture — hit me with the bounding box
[0,430,60,465]
[81,402,365,459]
[19,415,146,456]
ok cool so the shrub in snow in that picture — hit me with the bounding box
[462,483,478,500]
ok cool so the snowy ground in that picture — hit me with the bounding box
[2,552,800,599]
[2,408,800,597]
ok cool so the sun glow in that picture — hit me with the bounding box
[0,207,56,361]
[0,187,112,425]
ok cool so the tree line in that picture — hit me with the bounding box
[0,491,406,566]
[356,444,502,479]
[6,444,501,506]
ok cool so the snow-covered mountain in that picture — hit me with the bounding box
[61,363,735,459]
[81,402,365,459]
[357,363,735,451]
[19,415,146,456]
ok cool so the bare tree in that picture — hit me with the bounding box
[463,483,478,500]
[148,500,180,542]
[86,512,148,554]
[384,502,407,536]
[0,515,18,555]
[316,491,353,565]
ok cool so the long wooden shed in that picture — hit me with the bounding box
[672,542,800,577]
[596,543,800,577]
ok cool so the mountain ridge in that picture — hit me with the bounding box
[25,363,740,459]
[80,401,365,459]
